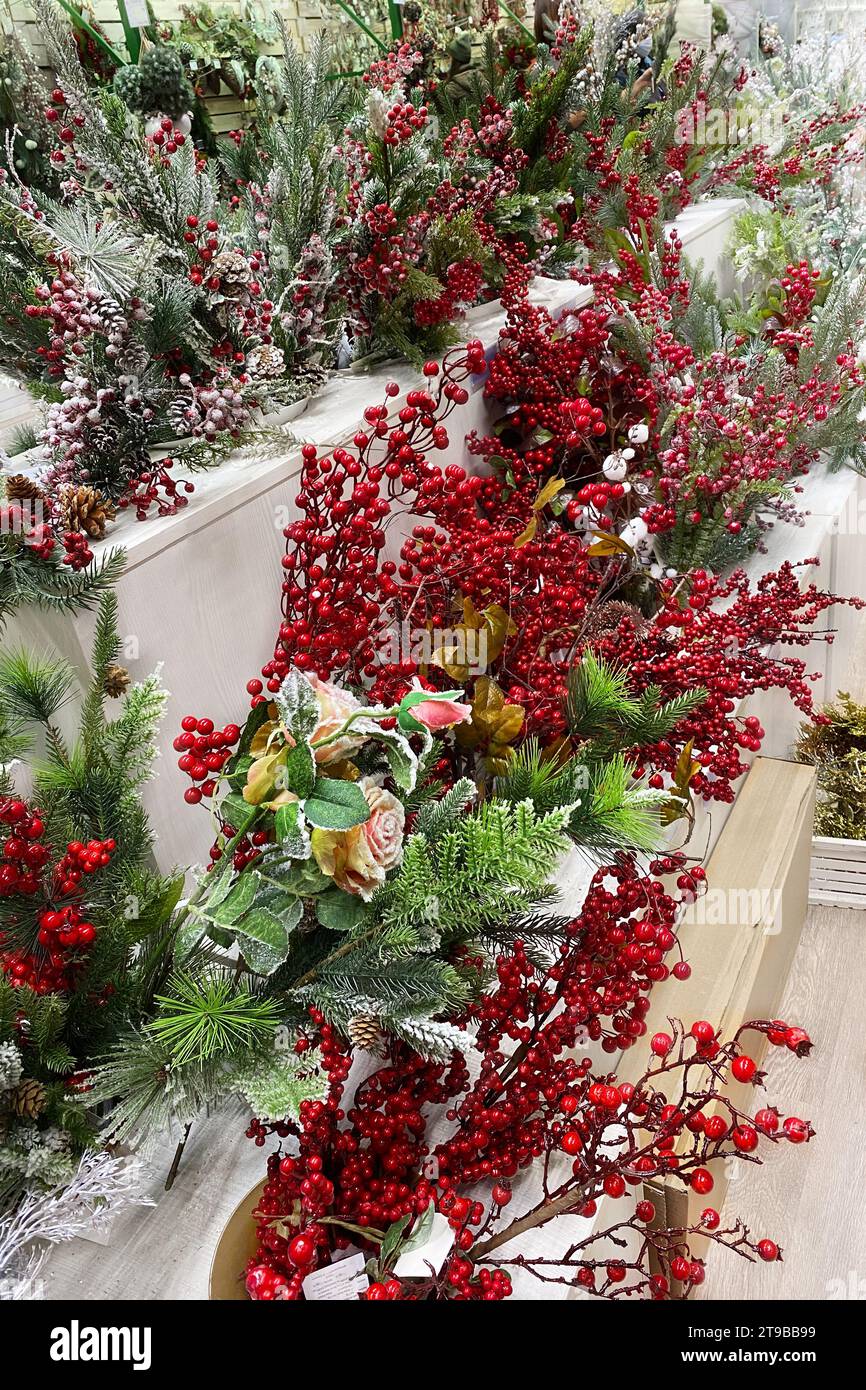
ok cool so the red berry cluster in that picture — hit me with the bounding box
[0,800,114,993]
[240,854,809,1302]
[0,799,48,897]
[173,716,241,805]
[382,100,428,145]
[147,114,188,155]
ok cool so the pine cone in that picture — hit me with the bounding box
[347,1014,382,1051]
[10,1078,47,1120]
[246,344,285,379]
[56,484,116,539]
[104,663,131,698]
[582,601,650,645]
[3,472,45,503]
[211,249,252,296]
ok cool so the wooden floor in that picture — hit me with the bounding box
[699,902,866,1301]
[43,1103,265,1301]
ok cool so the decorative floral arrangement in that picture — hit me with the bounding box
[238,889,814,1300]
[2,0,865,1308]
[0,593,178,1199]
[474,249,866,572]
[219,335,861,808]
[0,3,348,526]
[795,692,866,841]
[1,1,864,534]
[91,657,676,1143]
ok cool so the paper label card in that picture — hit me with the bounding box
[122,0,151,28]
[393,1211,454,1278]
[302,1251,369,1301]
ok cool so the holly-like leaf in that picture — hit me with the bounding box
[379,1214,412,1272]
[174,913,207,963]
[587,529,635,558]
[236,899,303,975]
[430,596,516,681]
[281,741,316,799]
[315,887,369,931]
[533,476,566,510]
[397,1202,435,1257]
[236,701,274,759]
[356,721,419,792]
[304,776,371,830]
[274,670,320,742]
[207,870,258,927]
[514,515,538,549]
[274,801,312,858]
[218,791,254,831]
[673,738,701,796]
[660,739,701,825]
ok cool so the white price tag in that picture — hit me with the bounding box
[302,1251,369,1301]
[123,0,151,28]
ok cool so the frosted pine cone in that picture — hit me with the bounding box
[210,249,252,296]
[0,1041,23,1092]
[246,344,286,379]
[347,1014,382,1051]
[55,484,117,539]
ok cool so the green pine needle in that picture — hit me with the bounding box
[149,971,283,1067]
[0,647,76,724]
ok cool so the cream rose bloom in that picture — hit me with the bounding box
[306,674,367,765]
[311,777,405,900]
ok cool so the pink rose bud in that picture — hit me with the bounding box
[397,687,472,732]
[409,697,472,731]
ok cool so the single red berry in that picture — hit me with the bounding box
[690,1167,714,1195]
[288,1234,317,1267]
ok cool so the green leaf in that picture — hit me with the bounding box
[304,776,371,830]
[218,791,253,831]
[207,871,258,927]
[357,722,419,792]
[200,853,238,913]
[380,1213,412,1270]
[274,802,312,858]
[398,1202,435,1257]
[315,887,369,932]
[174,913,208,963]
[236,899,303,975]
[281,741,316,799]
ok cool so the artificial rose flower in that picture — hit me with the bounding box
[397,682,472,733]
[311,777,405,900]
[305,674,368,765]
